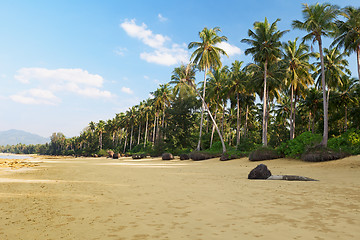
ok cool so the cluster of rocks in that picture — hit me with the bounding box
[0,160,39,169]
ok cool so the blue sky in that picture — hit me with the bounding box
[0,0,358,138]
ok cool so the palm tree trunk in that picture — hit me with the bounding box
[144,113,148,148]
[137,123,141,145]
[99,131,103,150]
[290,85,294,140]
[236,93,240,146]
[161,103,166,141]
[196,66,208,151]
[344,105,348,132]
[262,60,268,146]
[152,115,156,144]
[357,46,360,81]
[319,38,328,147]
[123,131,128,153]
[130,125,134,150]
[245,105,249,139]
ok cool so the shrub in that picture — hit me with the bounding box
[277,131,322,158]
[249,147,283,161]
[97,149,108,157]
[328,129,360,155]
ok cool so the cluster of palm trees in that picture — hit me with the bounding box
[46,3,360,156]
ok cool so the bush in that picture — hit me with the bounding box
[97,149,108,157]
[277,132,322,158]
[249,147,283,161]
[328,129,360,155]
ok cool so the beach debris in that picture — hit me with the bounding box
[180,154,190,160]
[248,164,272,179]
[132,154,146,159]
[248,164,318,181]
[162,153,174,160]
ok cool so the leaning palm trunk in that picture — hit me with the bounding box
[210,107,218,148]
[190,82,226,153]
[262,60,268,146]
[123,131,128,153]
[137,123,141,145]
[196,66,208,151]
[152,115,156,144]
[319,39,329,147]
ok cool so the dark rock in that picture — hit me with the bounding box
[162,153,174,160]
[301,146,350,162]
[249,148,282,161]
[220,153,231,161]
[179,154,189,160]
[113,153,120,159]
[248,164,272,179]
[140,153,147,159]
[107,150,114,158]
[190,152,208,161]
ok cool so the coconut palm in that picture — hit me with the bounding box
[282,38,314,139]
[332,6,360,80]
[188,27,228,151]
[227,60,248,146]
[241,17,288,146]
[181,63,227,153]
[170,64,196,99]
[292,3,339,146]
[96,120,106,150]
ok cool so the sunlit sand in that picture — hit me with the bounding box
[0,155,359,239]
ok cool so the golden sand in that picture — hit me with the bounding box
[0,155,359,240]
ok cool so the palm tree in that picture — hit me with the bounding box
[332,6,360,80]
[181,63,227,153]
[170,65,196,99]
[96,120,106,150]
[292,3,339,146]
[241,17,288,146]
[282,38,314,139]
[188,27,228,151]
[314,47,351,103]
[228,60,246,146]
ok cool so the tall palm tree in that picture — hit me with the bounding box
[170,65,196,99]
[282,38,314,139]
[332,6,360,80]
[96,120,106,150]
[188,27,228,151]
[228,60,246,146]
[181,63,227,153]
[241,17,288,146]
[292,3,339,146]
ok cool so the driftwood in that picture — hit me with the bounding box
[267,175,318,181]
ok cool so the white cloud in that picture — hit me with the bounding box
[158,14,167,22]
[11,67,114,105]
[114,47,127,56]
[15,68,104,87]
[121,87,134,94]
[144,75,149,79]
[120,19,189,66]
[215,42,242,56]
[10,88,60,105]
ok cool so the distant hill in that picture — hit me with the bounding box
[0,129,49,146]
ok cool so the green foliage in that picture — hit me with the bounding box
[97,149,108,157]
[249,146,283,161]
[277,131,322,158]
[328,129,360,154]
[237,138,261,153]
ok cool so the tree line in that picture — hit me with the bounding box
[2,3,360,157]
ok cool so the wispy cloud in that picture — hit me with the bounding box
[10,88,61,105]
[120,19,188,66]
[12,67,113,105]
[121,86,134,94]
[114,47,128,56]
[158,14,167,22]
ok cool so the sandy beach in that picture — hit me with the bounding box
[0,155,359,240]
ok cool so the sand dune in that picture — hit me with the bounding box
[0,155,359,239]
